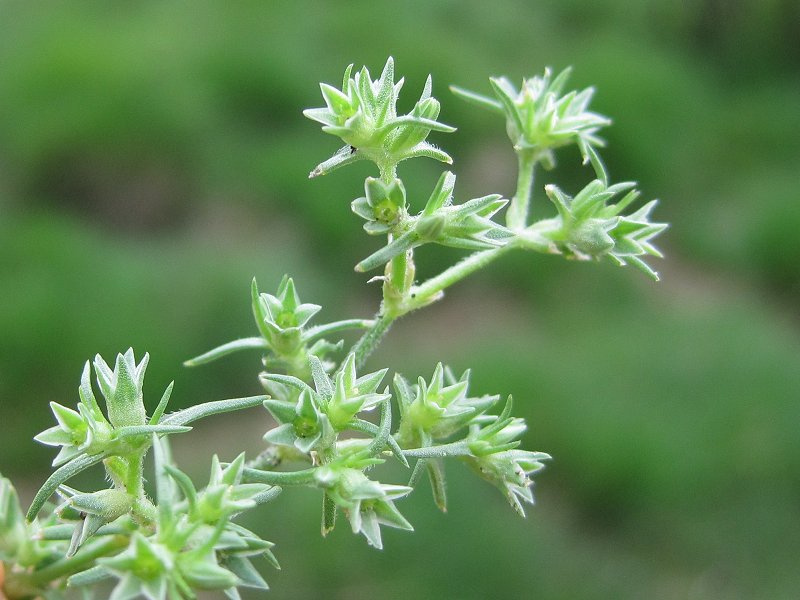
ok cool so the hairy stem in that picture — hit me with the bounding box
[351,312,394,370]
[406,243,517,311]
[505,150,536,229]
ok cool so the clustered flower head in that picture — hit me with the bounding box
[529,179,668,280]
[452,67,610,174]
[353,171,511,274]
[185,277,374,379]
[304,57,455,178]
[66,438,278,600]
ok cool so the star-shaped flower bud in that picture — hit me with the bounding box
[263,353,389,437]
[263,387,334,454]
[314,466,413,549]
[464,398,551,516]
[465,449,551,517]
[34,379,113,466]
[323,353,390,430]
[93,348,150,428]
[351,177,408,235]
[529,180,668,280]
[254,276,321,359]
[395,364,499,447]
[191,455,273,525]
[185,277,373,377]
[355,172,511,273]
[452,67,610,178]
[304,57,454,178]
[100,532,175,600]
[34,356,182,468]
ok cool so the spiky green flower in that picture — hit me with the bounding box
[263,387,333,454]
[315,466,413,549]
[185,277,372,378]
[34,352,184,468]
[304,57,455,178]
[452,67,610,177]
[355,172,511,273]
[395,363,499,448]
[464,398,551,516]
[351,177,408,235]
[522,179,668,280]
[262,353,389,451]
[465,449,550,517]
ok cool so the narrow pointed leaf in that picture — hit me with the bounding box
[309,145,366,178]
[184,338,268,367]
[427,459,447,512]
[114,424,191,440]
[322,490,337,536]
[161,396,266,427]
[355,231,418,272]
[27,453,106,521]
[449,85,504,114]
[148,382,174,426]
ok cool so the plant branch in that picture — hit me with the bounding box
[350,312,394,370]
[506,150,536,229]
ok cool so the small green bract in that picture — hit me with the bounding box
[0,57,666,599]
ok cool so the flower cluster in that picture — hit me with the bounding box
[185,277,373,379]
[354,172,511,273]
[304,57,454,178]
[517,180,668,280]
[66,440,278,600]
[451,67,610,177]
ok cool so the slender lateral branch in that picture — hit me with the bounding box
[351,312,394,370]
[407,243,517,311]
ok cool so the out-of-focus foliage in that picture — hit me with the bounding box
[1,1,798,599]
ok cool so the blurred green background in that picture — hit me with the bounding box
[1,1,799,598]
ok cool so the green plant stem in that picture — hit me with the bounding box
[350,141,538,370]
[407,242,517,310]
[351,312,394,370]
[27,535,128,587]
[125,452,145,497]
[505,150,536,229]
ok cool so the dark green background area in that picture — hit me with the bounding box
[1,1,798,598]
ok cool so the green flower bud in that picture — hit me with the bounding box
[305,58,454,178]
[570,218,616,257]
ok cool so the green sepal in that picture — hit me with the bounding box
[223,555,269,591]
